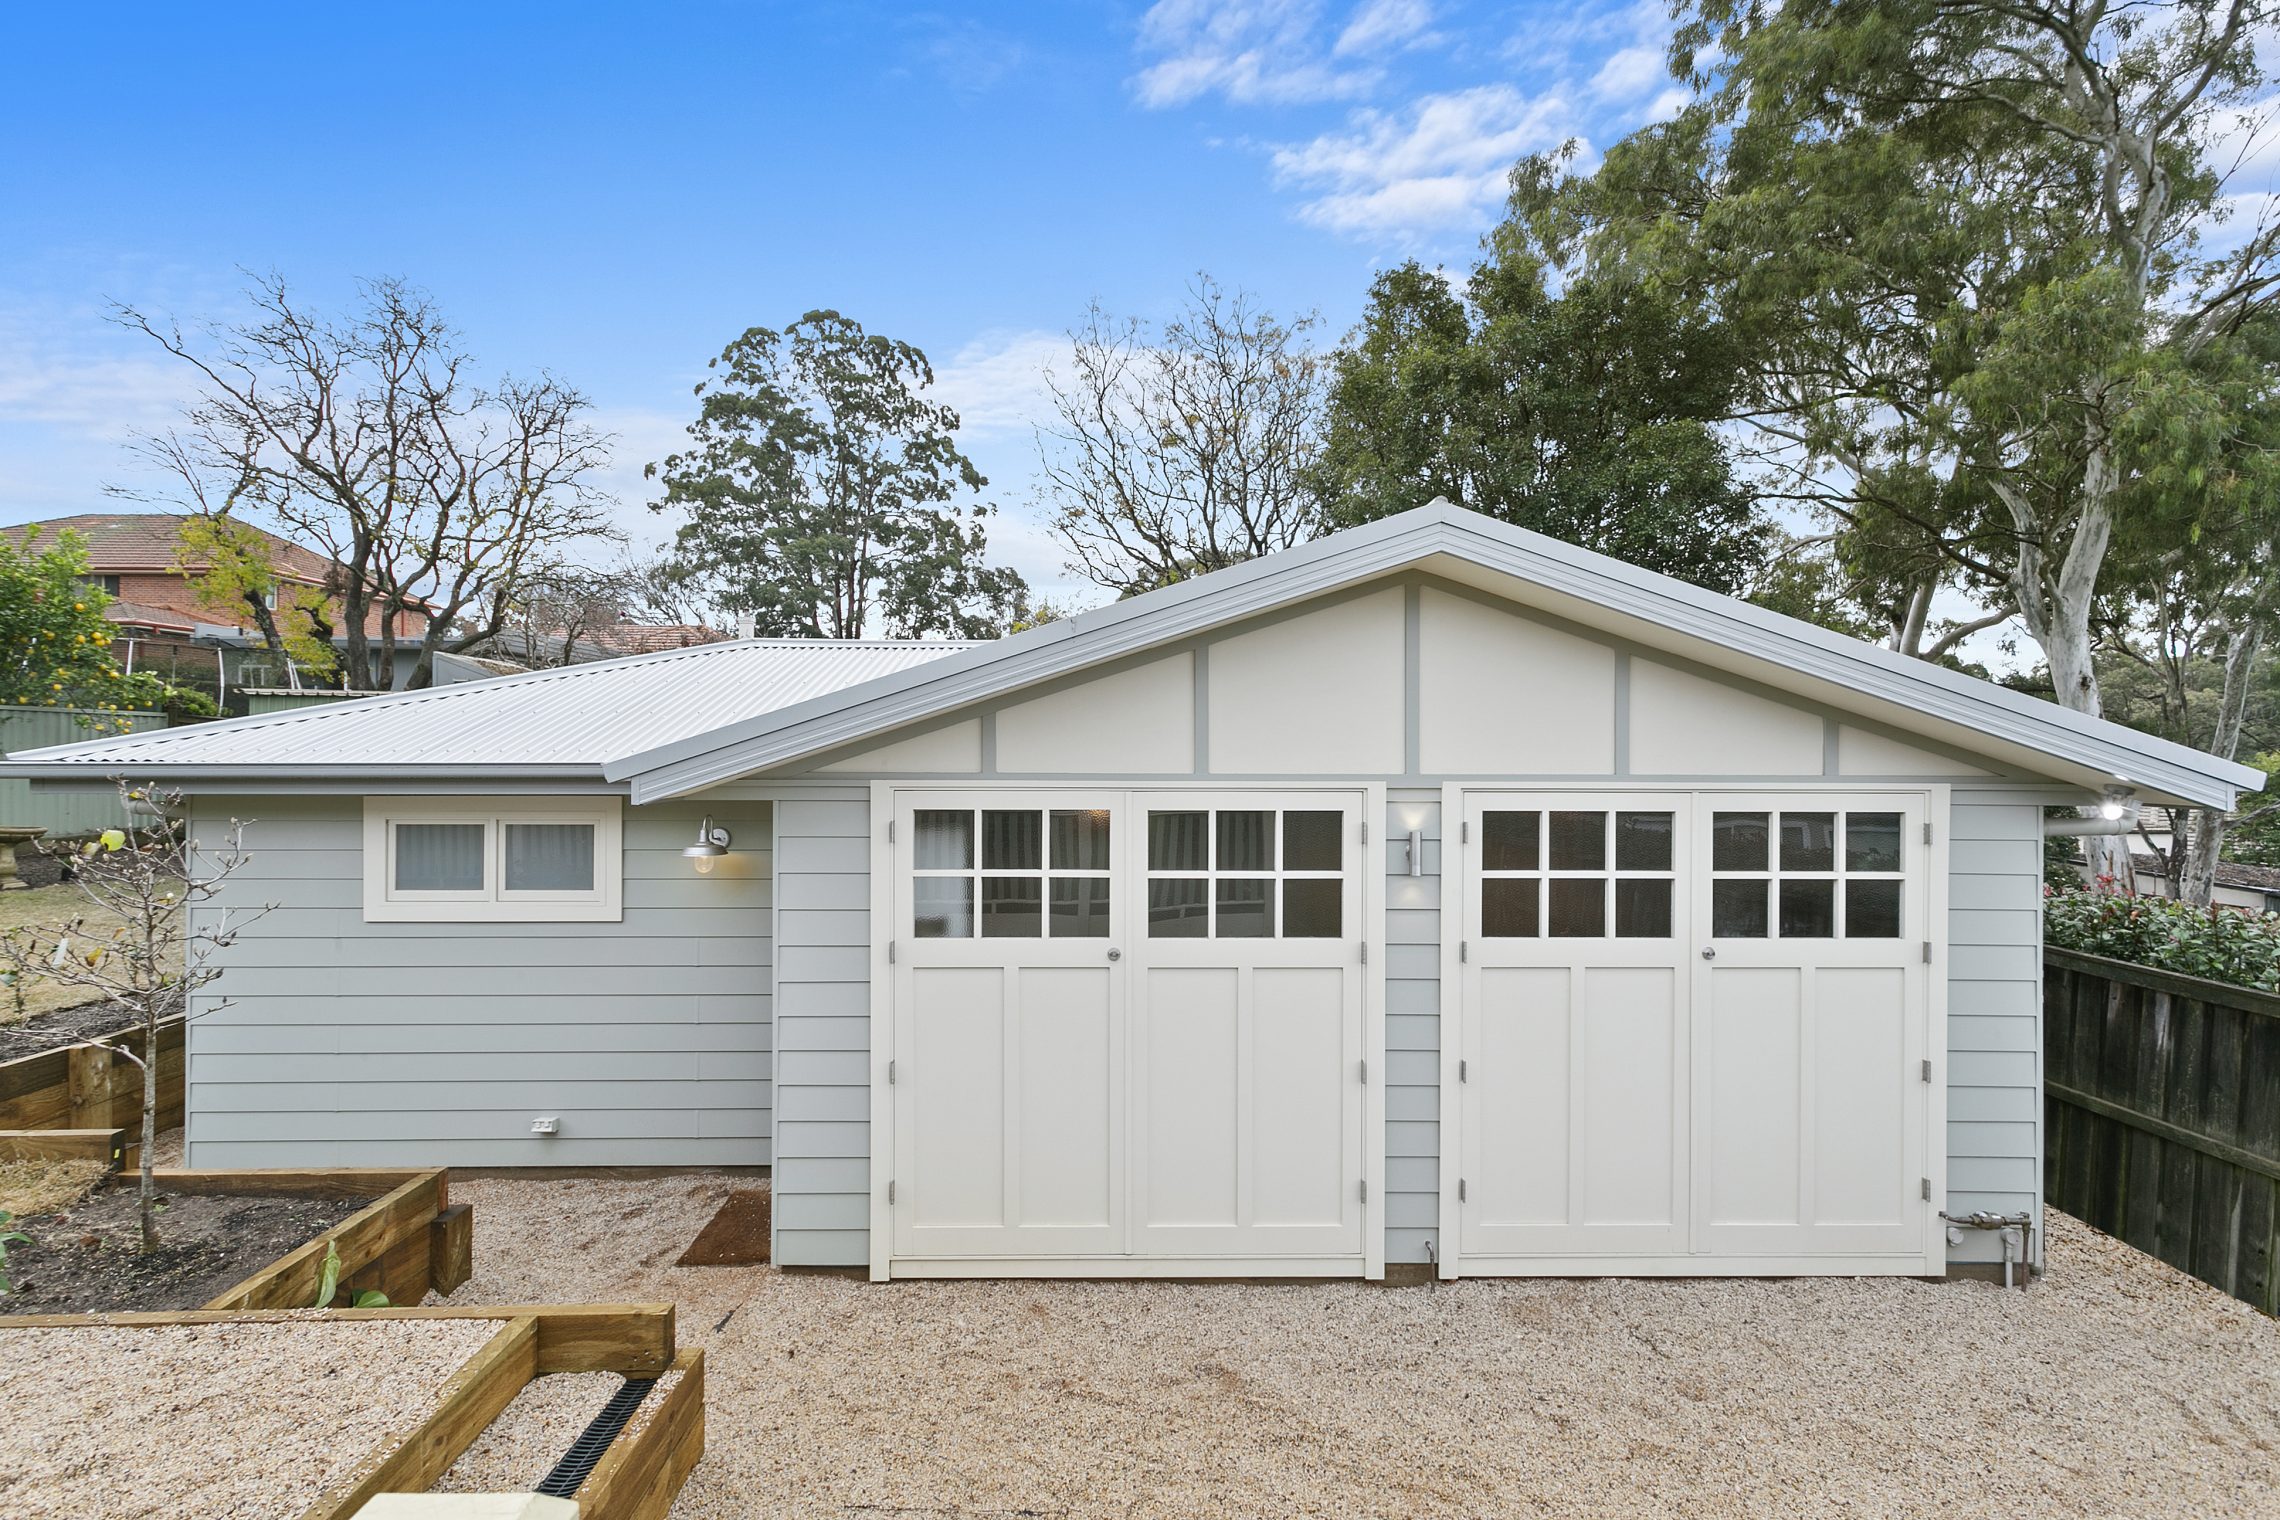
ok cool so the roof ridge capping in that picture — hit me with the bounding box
[600,500,2265,808]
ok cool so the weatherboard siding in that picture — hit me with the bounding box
[769,789,876,1266]
[182,795,773,1168]
[1384,789,1442,1265]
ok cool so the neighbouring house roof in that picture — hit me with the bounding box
[0,502,2265,808]
[2132,854,2280,893]
[0,639,973,775]
[100,599,199,636]
[482,622,732,667]
[5,512,335,585]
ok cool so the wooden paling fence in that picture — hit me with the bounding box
[0,1014,185,1167]
[2045,947,2280,1315]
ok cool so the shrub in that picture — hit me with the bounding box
[2044,888,2280,993]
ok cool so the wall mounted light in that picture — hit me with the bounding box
[683,816,731,874]
[2098,785,2136,821]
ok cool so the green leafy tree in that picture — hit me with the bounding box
[1315,246,1763,595]
[174,513,340,682]
[649,311,1026,638]
[0,528,172,724]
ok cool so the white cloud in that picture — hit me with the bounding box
[930,329,1066,439]
[1589,43,1663,101]
[1132,0,1381,107]
[1272,85,1582,234]
[1334,0,1436,58]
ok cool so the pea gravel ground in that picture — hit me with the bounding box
[440,1174,2280,1520]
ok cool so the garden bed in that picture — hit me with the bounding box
[0,999,142,1063]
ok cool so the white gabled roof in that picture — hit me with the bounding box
[4,503,2262,810]
[0,639,971,775]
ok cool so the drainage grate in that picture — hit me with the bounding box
[535,1375,658,1498]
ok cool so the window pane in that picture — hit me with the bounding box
[981,876,1042,937]
[1549,812,1606,871]
[1481,812,1539,872]
[1779,879,1836,938]
[1282,879,1342,938]
[395,823,484,892]
[1846,879,1902,938]
[1216,878,1274,937]
[914,878,973,938]
[1615,879,1673,938]
[1780,812,1837,872]
[1149,812,1208,871]
[1548,878,1606,937]
[1614,812,1673,872]
[1217,811,1273,872]
[982,810,1042,870]
[1712,879,1767,938]
[1847,813,1904,873]
[1481,878,1539,937]
[914,810,973,870]
[1050,810,1112,871]
[503,823,594,892]
[1050,877,1111,938]
[1281,811,1342,871]
[1712,813,1768,872]
[1148,878,1207,937]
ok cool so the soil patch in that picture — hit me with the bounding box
[1,1178,373,1314]
[676,1187,771,1265]
[0,1000,143,1063]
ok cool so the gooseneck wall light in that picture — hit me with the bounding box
[683,816,731,874]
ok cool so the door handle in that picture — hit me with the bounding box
[1700,946,1716,960]
[1107,947,1122,961]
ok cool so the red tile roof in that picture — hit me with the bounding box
[3,513,335,584]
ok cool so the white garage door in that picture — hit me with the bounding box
[887,788,1373,1274]
[1453,790,1938,1275]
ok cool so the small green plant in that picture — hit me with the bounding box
[312,1239,389,1309]
[0,1210,31,1293]
[2045,888,2280,993]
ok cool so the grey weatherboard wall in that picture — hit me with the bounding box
[184,795,772,1168]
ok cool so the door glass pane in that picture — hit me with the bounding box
[1615,879,1672,938]
[1481,812,1539,871]
[982,810,1042,870]
[1780,812,1837,872]
[1846,879,1902,938]
[1282,879,1342,938]
[1846,813,1904,873]
[1548,878,1606,937]
[1216,811,1273,872]
[1712,813,1768,872]
[1614,812,1673,871]
[1147,878,1206,937]
[1050,877,1111,938]
[980,876,1042,937]
[1481,878,1539,937]
[1149,812,1208,871]
[1050,809,1112,870]
[394,823,484,892]
[914,810,973,870]
[1281,811,1342,871]
[1548,811,1606,871]
[1712,879,1768,938]
[914,877,974,938]
[502,823,594,892]
[1216,878,1274,937]
[1779,879,1835,938]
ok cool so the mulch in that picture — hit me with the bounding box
[1,1178,374,1314]
[674,1188,771,1266]
[0,1001,142,1064]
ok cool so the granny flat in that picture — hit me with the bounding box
[5,503,2260,1282]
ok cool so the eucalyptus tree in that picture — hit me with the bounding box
[651,311,1026,638]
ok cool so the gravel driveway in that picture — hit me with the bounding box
[447,1174,2280,1520]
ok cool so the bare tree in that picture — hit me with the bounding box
[1037,275,1327,597]
[499,556,719,668]
[114,275,620,690]
[0,782,268,1253]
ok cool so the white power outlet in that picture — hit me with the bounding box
[530,1116,560,1135]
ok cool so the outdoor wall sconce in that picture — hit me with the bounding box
[2097,784,2136,821]
[683,816,731,874]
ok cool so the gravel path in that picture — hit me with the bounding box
[0,1317,499,1519]
[441,1174,2280,1520]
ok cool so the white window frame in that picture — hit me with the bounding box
[362,796,623,923]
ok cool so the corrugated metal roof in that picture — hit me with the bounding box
[5,639,972,771]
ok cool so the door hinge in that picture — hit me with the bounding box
[888,1059,897,1085]
[1920,1177,1932,1202]
[1922,821,1932,845]
[1460,820,1469,844]
[888,1180,897,1203]
[887,940,896,964]
[1919,1058,1932,1084]
[887,819,895,843]
[1358,1058,1369,1085]
[1361,819,1369,845]
[1458,1058,1468,1083]
[1359,941,1369,966]
[1459,940,1468,964]
[1921,940,1933,964]
[1458,1178,1467,1202]
[1360,1178,1369,1203]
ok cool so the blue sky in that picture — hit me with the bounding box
[0,1,1693,604]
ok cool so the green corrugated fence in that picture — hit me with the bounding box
[0,706,168,838]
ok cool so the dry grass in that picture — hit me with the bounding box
[441,1175,2280,1520]
[0,1158,107,1217]
[0,878,182,1025]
